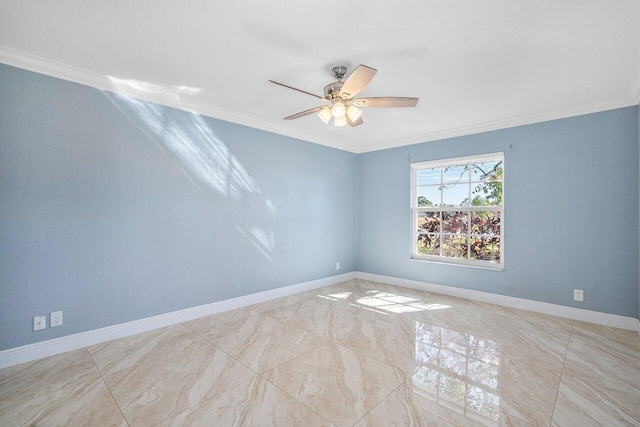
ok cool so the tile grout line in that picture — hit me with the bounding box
[256,340,334,376]
[138,321,283,425]
[466,304,581,426]
[153,283,511,425]
[244,285,439,426]
[260,299,383,342]
[311,283,488,386]
[88,331,254,427]
[94,298,328,426]
[92,331,271,426]
[189,327,261,375]
[108,283,625,426]
[240,285,453,422]
[258,367,338,427]
[467,307,577,374]
[190,311,332,375]
[330,320,466,380]
[121,281,532,425]
[349,376,412,426]
[17,279,612,426]
[548,319,574,427]
[87,323,194,363]
[335,317,465,426]
[254,301,435,427]
[330,329,420,377]
[324,282,492,371]
[331,296,488,378]
[240,321,348,426]
[345,315,463,427]
[86,348,131,427]
[147,376,258,427]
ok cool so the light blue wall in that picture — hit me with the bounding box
[358,106,639,318]
[0,64,357,350]
[1,63,638,352]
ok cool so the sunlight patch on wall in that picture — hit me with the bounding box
[104,76,260,200]
[103,76,275,261]
[235,225,274,262]
[106,77,203,102]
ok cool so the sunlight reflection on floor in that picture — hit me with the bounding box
[318,289,452,315]
[316,284,502,424]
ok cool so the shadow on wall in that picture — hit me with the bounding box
[103,77,275,261]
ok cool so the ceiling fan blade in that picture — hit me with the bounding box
[347,116,363,127]
[339,65,377,99]
[269,80,328,101]
[284,106,325,120]
[352,97,419,108]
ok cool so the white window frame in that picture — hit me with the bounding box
[411,152,504,270]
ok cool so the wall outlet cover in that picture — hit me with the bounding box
[574,289,584,302]
[336,262,340,270]
[51,311,63,327]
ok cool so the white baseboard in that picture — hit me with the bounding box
[0,272,356,369]
[356,272,640,332]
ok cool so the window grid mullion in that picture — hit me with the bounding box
[439,167,443,256]
[412,156,503,267]
[416,206,501,212]
[412,168,417,255]
[467,166,471,259]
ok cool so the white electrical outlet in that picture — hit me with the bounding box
[34,315,46,331]
[51,311,63,327]
[336,262,340,271]
[574,289,584,302]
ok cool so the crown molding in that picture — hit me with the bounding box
[353,96,637,153]
[0,45,112,90]
[1,45,637,155]
[0,46,350,153]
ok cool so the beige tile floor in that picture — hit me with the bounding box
[1,279,639,426]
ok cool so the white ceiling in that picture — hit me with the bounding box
[1,1,639,153]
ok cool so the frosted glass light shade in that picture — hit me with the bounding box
[331,101,346,119]
[317,107,332,124]
[333,116,347,127]
[346,106,362,122]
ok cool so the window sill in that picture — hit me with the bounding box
[410,256,504,271]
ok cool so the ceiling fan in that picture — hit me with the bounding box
[269,65,419,127]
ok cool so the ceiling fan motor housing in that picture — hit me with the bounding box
[323,81,344,99]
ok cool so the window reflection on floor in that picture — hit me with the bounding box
[414,328,501,424]
[315,285,502,424]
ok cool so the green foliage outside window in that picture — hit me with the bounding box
[416,161,502,263]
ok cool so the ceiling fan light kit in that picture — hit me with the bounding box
[346,105,362,121]
[318,107,332,124]
[331,100,346,119]
[334,116,347,127]
[269,64,419,128]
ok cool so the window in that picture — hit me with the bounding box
[411,152,504,269]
